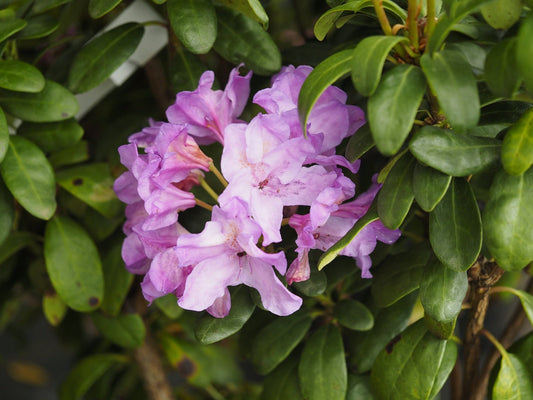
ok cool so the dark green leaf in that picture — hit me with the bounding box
[91,312,145,348]
[0,180,13,245]
[0,60,45,93]
[314,0,374,41]
[298,49,353,137]
[421,49,479,132]
[0,107,7,162]
[371,320,457,400]
[0,136,56,220]
[334,299,374,331]
[292,265,327,296]
[0,231,38,265]
[346,374,374,400]
[480,101,532,125]
[68,23,144,93]
[377,152,415,229]
[493,352,533,400]
[517,14,533,94]
[368,64,426,155]
[252,310,312,374]
[261,356,304,400]
[484,39,521,98]
[481,0,522,30]
[501,108,533,176]
[18,119,83,153]
[0,18,26,42]
[170,48,206,92]
[43,289,67,326]
[167,0,216,54]
[468,124,508,138]
[33,0,72,13]
[154,294,183,319]
[49,140,89,168]
[17,15,59,39]
[0,80,78,122]
[195,286,255,344]
[409,126,501,176]
[351,35,409,97]
[413,163,452,212]
[100,239,133,317]
[299,325,347,400]
[430,178,482,271]
[217,0,269,28]
[89,0,122,18]
[345,124,375,161]
[44,216,104,312]
[424,313,457,340]
[483,168,533,271]
[214,5,281,75]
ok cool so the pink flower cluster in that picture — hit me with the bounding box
[114,65,400,317]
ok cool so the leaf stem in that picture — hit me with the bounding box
[426,0,437,39]
[209,162,228,187]
[200,179,219,202]
[195,198,214,212]
[407,0,420,51]
[372,0,393,35]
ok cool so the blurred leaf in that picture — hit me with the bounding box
[43,289,67,326]
[293,266,327,296]
[17,15,59,39]
[412,163,452,212]
[481,0,522,30]
[0,107,7,162]
[334,299,374,331]
[501,108,533,176]
[170,48,206,92]
[0,18,26,42]
[368,64,426,155]
[298,48,353,137]
[517,14,533,94]
[484,39,521,98]
[299,325,347,400]
[371,320,457,400]
[48,140,89,168]
[18,119,83,153]
[214,5,280,75]
[352,35,408,97]
[345,124,374,161]
[167,0,216,54]
[430,178,482,271]
[509,332,533,378]
[59,354,127,400]
[56,163,122,218]
[217,0,268,28]
[424,313,456,340]
[346,374,374,400]
[483,168,533,271]
[68,23,144,93]
[0,180,13,245]
[0,60,45,93]
[468,124,508,138]
[409,126,501,176]
[0,80,78,122]
[0,136,56,219]
[421,49,479,132]
[100,239,133,317]
[252,310,312,375]
[91,312,145,348]
[89,0,122,18]
[493,348,533,399]
[261,356,303,400]
[33,0,72,13]
[0,231,38,265]
[153,294,182,319]
[377,151,415,229]
[502,288,533,327]
[44,216,104,312]
[480,101,532,125]
[195,286,255,344]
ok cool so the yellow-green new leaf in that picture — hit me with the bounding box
[502,108,533,176]
[517,14,533,94]
[217,0,268,28]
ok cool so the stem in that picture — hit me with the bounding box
[372,0,393,35]
[481,329,506,356]
[426,0,437,39]
[407,0,420,51]
[144,57,172,116]
[209,162,228,187]
[200,179,219,202]
[195,198,214,211]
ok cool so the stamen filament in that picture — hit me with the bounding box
[200,179,219,202]
[209,162,228,187]
[195,198,213,211]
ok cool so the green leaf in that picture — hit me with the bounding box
[33,0,72,13]
[371,320,457,400]
[484,39,521,98]
[89,0,122,18]
[299,325,347,400]
[368,64,426,155]
[0,60,45,93]
[0,231,38,265]
[509,332,533,379]
[346,374,374,400]
[372,245,431,308]
[214,5,281,75]
[377,152,415,229]
[345,124,375,161]
[167,0,216,54]
[351,35,409,97]
[481,0,522,30]
[0,180,13,245]
[501,108,533,176]
[91,312,145,348]
[170,48,206,92]
[430,178,482,271]
[424,313,457,340]
[48,140,89,168]
[421,49,479,132]
[261,356,304,400]
[59,354,127,400]
[68,23,144,93]
[502,288,533,328]
[0,18,26,42]
[56,163,123,218]
[480,101,532,125]
[43,289,67,326]
[44,216,104,312]
[420,257,468,323]
[483,168,533,271]
[100,239,133,317]
[195,286,255,344]
[0,107,7,162]
[0,80,78,122]
[18,119,83,153]
[517,14,533,94]
[412,163,452,212]
[252,310,312,375]
[409,126,501,176]
[298,49,353,137]
[493,351,533,400]
[0,136,56,220]
[334,299,374,331]
[16,15,59,39]
[155,294,183,319]
[292,263,327,296]
[217,0,269,28]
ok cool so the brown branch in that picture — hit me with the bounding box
[144,57,172,117]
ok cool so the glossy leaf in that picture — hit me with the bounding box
[430,178,482,271]
[493,351,533,400]
[371,320,457,400]
[0,181,13,245]
[483,168,533,271]
[413,163,452,212]
[368,64,426,155]
[334,299,374,331]
[217,0,268,28]
[261,356,303,400]
[0,60,45,93]
[345,124,375,161]
[43,289,67,326]
[44,216,104,312]
[377,152,415,229]
[351,35,409,97]
[484,39,521,98]
[0,231,38,265]
[68,23,144,93]
[18,119,83,153]
[91,312,145,348]
[100,240,133,317]
[501,107,533,176]
[314,0,374,41]
[0,80,78,122]
[89,0,122,18]
[0,107,7,162]
[298,49,353,136]
[195,286,255,344]
[49,140,89,168]
[16,15,59,39]
[480,101,532,126]
[299,325,347,400]
[409,126,501,176]
[517,14,533,94]
[481,0,522,30]
[214,5,280,75]
[252,310,312,374]
[421,49,479,132]
[0,18,26,42]
[424,313,457,340]
[167,0,216,54]
[0,136,56,220]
